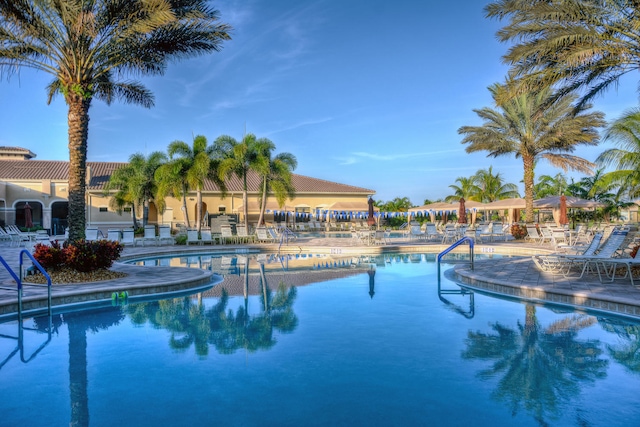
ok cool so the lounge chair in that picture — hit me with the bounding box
[535,230,629,280]
[121,228,135,246]
[526,226,542,244]
[158,225,174,245]
[409,224,425,241]
[139,225,157,246]
[255,227,275,243]
[599,248,640,286]
[85,227,99,242]
[236,225,253,243]
[200,229,214,245]
[425,223,441,242]
[477,224,493,243]
[107,228,121,243]
[220,225,234,244]
[186,229,201,245]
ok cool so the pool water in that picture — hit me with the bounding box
[1,254,639,426]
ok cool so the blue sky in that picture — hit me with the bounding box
[1,0,638,205]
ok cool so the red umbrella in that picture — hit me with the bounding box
[458,198,467,224]
[367,197,375,227]
[24,202,33,229]
[559,194,568,225]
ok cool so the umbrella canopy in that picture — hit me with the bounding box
[559,195,568,225]
[534,196,605,208]
[367,197,375,227]
[24,202,33,228]
[458,198,467,224]
[483,198,526,209]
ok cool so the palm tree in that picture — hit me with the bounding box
[458,82,605,222]
[156,135,223,232]
[471,166,520,202]
[0,1,231,241]
[104,151,167,227]
[216,134,273,230]
[255,148,298,227]
[486,0,640,108]
[444,177,481,203]
[534,173,568,198]
[597,108,640,200]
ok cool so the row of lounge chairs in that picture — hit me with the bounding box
[90,225,174,246]
[185,225,296,245]
[532,227,640,285]
[407,222,510,244]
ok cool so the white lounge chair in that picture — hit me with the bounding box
[186,229,201,245]
[140,225,157,246]
[107,228,121,243]
[158,225,174,245]
[220,225,234,244]
[85,227,99,242]
[200,229,214,245]
[255,227,275,243]
[121,229,135,246]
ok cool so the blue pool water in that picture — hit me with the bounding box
[1,253,639,426]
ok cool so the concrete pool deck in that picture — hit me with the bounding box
[0,235,639,319]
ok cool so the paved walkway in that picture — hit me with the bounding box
[0,235,638,319]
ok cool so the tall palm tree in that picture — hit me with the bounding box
[256,149,297,227]
[104,151,167,227]
[471,166,520,202]
[486,0,640,108]
[444,176,481,203]
[156,135,222,232]
[216,134,273,230]
[458,82,605,222]
[597,108,640,200]
[0,1,231,241]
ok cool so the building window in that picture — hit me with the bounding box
[99,207,108,212]
[123,207,132,213]
[218,206,226,213]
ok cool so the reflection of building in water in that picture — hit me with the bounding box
[203,268,368,297]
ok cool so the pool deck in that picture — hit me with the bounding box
[0,235,639,319]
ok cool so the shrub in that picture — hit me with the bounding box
[174,234,187,245]
[33,240,66,269]
[33,240,123,273]
[510,224,527,240]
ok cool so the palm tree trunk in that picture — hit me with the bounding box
[182,184,191,228]
[131,203,138,229]
[523,153,535,223]
[67,96,91,241]
[196,188,203,233]
[257,176,267,226]
[242,172,249,230]
[142,199,149,226]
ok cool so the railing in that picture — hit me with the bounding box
[19,249,53,316]
[277,227,297,253]
[437,236,474,270]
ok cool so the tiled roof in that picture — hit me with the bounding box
[0,160,374,195]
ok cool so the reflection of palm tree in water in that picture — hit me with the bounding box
[462,304,608,425]
[125,258,298,356]
[65,307,125,427]
[599,320,640,374]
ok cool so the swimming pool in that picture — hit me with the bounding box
[1,253,639,426]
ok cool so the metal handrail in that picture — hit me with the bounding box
[19,249,52,316]
[437,236,474,270]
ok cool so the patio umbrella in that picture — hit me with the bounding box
[458,198,467,224]
[559,195,568,226]
[24,202,33,229]
[367,197,375,227]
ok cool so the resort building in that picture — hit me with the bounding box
[0,147,375,234]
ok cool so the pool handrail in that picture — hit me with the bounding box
[437,236,474,270]
[19,249,52,316]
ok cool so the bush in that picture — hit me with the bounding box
[174,234,187,245]
[510,224,527,240]
[33,240,123,273]
[33,240,66,269]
